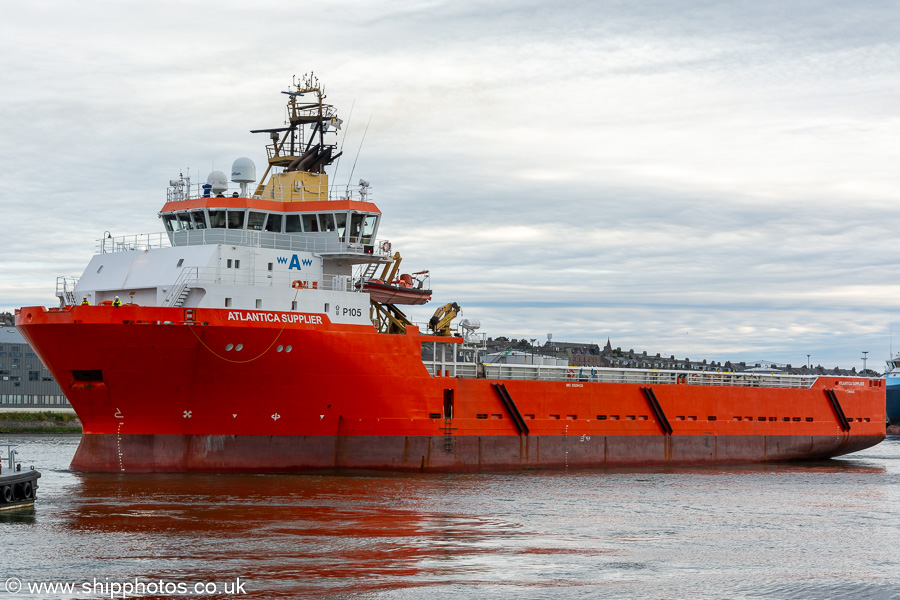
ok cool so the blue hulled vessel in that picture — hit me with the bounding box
[884,355,900,426]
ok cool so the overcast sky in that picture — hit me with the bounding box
[2,0,900,370]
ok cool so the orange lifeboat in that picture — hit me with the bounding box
[363,271,432,305]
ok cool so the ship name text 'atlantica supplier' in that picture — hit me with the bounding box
[227,311,323,324]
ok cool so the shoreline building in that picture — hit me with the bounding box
[483,337,867,377]
[0,325,72,411]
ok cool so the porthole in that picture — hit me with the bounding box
[276,345,284,352]
[285,345,293,352]
[225,344,234,351]
[235,344,243,351]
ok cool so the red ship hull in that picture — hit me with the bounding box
[16,305,886,473]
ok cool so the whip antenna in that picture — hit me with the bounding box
[332,98,355,191]
[346,114,372,197]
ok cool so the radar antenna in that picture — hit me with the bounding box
[250,74,344,198]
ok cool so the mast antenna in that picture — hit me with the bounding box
[332,97,355,189]
[346,113,372,197]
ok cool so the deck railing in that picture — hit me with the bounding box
[424,357,819,389]
[166,181,372,203]
[164,267,362,295]
[55,276,79,306]
[98,230,391,258]
[56,268,363,307]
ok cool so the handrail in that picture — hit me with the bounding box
[162,267,199,307]
[52,269,367,308]
[168,268,361,293]
[167,181,373,203]
[0,444,18,471]
[97,230,392,258]
[56,276,80,306]
[424,358,821,389]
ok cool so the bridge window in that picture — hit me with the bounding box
[164,213,197,232]
[336,213,348,240]
[208,210,226,228]
[265,214,283,233]
[226,210,245,229]
[349,213,364,242]
[285,215,303,233]
[361,214,378,243]
[190,211,207,229]
[320,213,336,232]
[163,214,181,232]
[347,213,379,243]
[302,214,319,232]
[247,212,266,231]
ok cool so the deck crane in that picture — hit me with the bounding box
[428,302,461,336]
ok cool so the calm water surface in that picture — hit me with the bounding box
[2,434,900,599]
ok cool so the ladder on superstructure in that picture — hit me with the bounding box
[164,267,198,307]
[361,262,380,282]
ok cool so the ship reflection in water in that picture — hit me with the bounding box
[4,434,900,599]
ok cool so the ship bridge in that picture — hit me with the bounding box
[157,195,385,264]
[153,72,384,264]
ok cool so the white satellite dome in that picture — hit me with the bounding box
[231,157,256,184]
[207,170,229,194]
